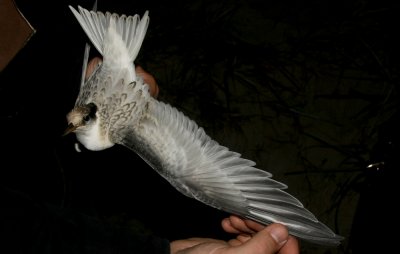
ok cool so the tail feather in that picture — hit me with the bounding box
[69,6,149,64]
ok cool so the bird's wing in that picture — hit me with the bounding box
[78,1,98,89]
[111,98,344,246]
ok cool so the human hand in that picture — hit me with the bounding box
[170,215,299,254]
[86,57,159,98]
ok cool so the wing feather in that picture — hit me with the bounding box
[70,4,343,246]
[112,99,343,245]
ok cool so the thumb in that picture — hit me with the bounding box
[86,57,102,78]
[236,223,289,254]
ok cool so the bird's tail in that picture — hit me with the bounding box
[69,5,149,70]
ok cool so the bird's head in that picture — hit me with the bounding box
[64,102,98,136]
[64,102,114,151]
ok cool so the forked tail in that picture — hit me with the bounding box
[69,5,149,76]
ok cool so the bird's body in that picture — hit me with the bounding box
[66,5,344,246]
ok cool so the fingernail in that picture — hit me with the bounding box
[269,225,288,246]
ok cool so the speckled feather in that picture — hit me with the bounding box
[67,5,344,246]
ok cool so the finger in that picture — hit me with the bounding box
[221,217,241,234]
[235,223,289,254]
[236,234,251,243]
[222,215,256,234]
[135,65,159,98]
[227,233,252,246]
[242,218,266,232]
[278,236,299,254]
[170,238,223,253]
[86,57,102,78]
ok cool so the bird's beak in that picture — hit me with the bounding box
[63,123,77,136]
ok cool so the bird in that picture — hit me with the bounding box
[65,5,344,246]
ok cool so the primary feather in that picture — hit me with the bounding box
[66,5,344,246]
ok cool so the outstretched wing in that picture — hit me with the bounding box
[111,97,344,246]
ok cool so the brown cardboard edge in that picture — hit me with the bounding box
[0,0,36,72]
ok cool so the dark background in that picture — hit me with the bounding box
[1,0,398,253]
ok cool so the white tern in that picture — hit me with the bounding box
[65,5,344,246]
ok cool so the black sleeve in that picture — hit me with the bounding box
[0,186,170,254]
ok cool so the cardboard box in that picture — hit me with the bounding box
[0,0,35,71]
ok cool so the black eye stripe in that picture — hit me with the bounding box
[82,103,98,123]
[87,103,97,118]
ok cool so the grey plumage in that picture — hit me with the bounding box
[66,5,344,246]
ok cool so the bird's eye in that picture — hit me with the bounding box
[83,115,90,122]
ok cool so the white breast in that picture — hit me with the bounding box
[76,119,115,151]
